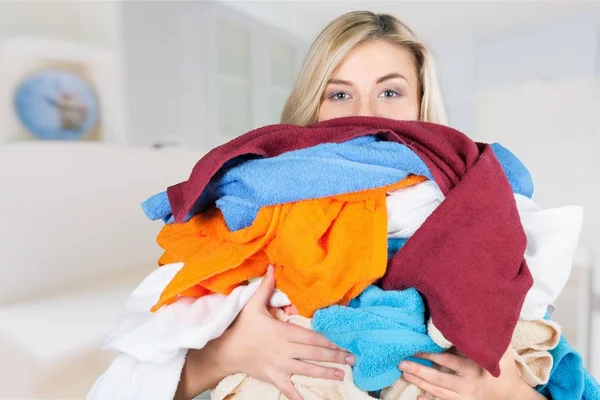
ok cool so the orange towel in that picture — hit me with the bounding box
[152,175,427,317]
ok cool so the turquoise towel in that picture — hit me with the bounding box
[537,335,600,399]
[141,139,533,231]
[312,286,444,391]
[387,238,407,259]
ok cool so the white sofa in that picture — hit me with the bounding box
[0,141,204,399]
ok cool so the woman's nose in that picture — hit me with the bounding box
[354,99,377,117]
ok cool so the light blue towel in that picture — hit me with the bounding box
[387,238,408,259]
[143,136,431,229]
[536,335,600,399]
[312,286,444,391]
[490,143,534,198]
[141,138,533,231]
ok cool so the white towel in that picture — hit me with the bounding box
[513,194,583,320]
[386,181,444,239]
[87,263,290,400]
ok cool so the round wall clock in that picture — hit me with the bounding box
[13,69,100,140]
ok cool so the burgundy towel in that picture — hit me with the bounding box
[166,116,532,376]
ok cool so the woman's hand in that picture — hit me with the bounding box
[398,349,547,400]
[176,266,355,400]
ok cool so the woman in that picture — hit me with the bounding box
[175,11,547,400]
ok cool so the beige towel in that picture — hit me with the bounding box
[211,309,373,400]
[511,319,561,386]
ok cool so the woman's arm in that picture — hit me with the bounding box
[173,342,230,400]
[174,266,355,400]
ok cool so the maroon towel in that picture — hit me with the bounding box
[166,116,532,376]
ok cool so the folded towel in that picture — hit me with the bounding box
[212,309,373,400]
[87,264,291,400]
[153,178,424,316]
[312,286,444,391]
[511,319,561,386]
[536,334,600,400]
[514,194,583,320]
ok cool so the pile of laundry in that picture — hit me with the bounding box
[88,116,598,400]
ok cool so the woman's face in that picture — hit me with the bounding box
[317,40,421,122]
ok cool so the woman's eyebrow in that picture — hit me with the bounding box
[376,73,408,84]
[327,78,353,86]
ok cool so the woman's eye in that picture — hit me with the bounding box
[330,91,350,100]
[380,89,400,98]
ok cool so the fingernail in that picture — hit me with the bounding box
[399,361,410,371]
[335,369,345,379]
[345,355,355,365]
[267,265,274,276]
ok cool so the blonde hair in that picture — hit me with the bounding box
[281,11,448,126]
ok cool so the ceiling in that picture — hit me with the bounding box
[218,0,600,42]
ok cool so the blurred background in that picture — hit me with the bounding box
[0,0,599,398]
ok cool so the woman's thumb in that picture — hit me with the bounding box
[247,265,276,308]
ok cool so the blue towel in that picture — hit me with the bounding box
[387,238,408,259]
[312,286,444,391]
[536,335,600,399]
[142,138,533,230]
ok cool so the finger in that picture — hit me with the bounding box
[399,360,462,391]
[247,265,276,309]
[282,323,343,351]
[290,343,355,365]
[287,359,346,381]
[403,372,460,400]
[414,352,481,377]
[275,375,303,400]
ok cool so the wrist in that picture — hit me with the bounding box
[176,337,233,400]
[208,330,237,378]
[515,378,546,400]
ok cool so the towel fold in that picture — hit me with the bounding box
[86,264,291,400]
[511,319,561,386]
[153,178,424,317]
[211,309,373,400]
[312,286,444,391]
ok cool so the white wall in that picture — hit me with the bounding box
[0,1,118,50]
